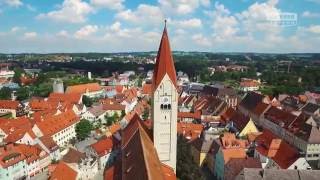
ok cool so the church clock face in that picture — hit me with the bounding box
[161,96,169,103]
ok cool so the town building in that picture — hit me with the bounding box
[32,110,79,147]
[151,23,178,171]
[65,83,104,98]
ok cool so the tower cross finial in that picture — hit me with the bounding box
[164,19,167,28]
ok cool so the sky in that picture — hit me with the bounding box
[0,0,320,53]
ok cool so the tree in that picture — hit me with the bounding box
[121,110,126,118]
[105,112,120,126]
[75,119,93,140]
[142,108,149,120]
[13,67,24,84]
[82,95,93,107]
[105,114,115,126]
[177,135,205,180]
[0,87,12,100]
[16,87,30,101]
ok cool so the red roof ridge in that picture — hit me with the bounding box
[152,24,177,91]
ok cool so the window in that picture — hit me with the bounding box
[164,104,168,109]
[161,104,164,109]
[168,104,171,110]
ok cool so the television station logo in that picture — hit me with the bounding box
[266,12,298,27]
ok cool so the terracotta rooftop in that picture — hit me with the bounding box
[39,135,59,152]
[177,122,203,141]
[264,106,297,128]
[65,83,102,94]
[178,111,201,119]
[142,83,152,95]
[62,148,86,164]
[90,136,119,157]
[48,92,82,104]
[240,92,265,112]
[224,157,262,180]
[50,162,77,180]
[0,100,19,109]
[255,130,300,169]
[229,111,251,132]
[0,143,47,168]
[35,110,79,136]
[121,114,173,180]
[152,23,177,91]
[252,102,270,116]
[221,107,236,123]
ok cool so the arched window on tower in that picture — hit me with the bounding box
[168,104,171,110]
[161,104,164,109]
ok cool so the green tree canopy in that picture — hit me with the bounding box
[16,87,30,101]
[75,119,93,140]
[0,87,12,100]
[177,135,205,180]
[82,95,93,107]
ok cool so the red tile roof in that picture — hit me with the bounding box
[177,122,203,141]
[48,92,82,104]
[121,114,172,180]
[161,163,176,180]
[29,99,57,111]
[39,135,59,152]
[35,110,79,136]
[253,102,269,116]
[152,24,177,91]
[221,107,236,122]
[224,157,261,180]
[65,83,101,94]
[115,85,124,94]
[102,101,125,111]
[255,130,300,169]
[0,117,34,143]
[50,162,77,180]
[0,100,19,109]
[91,136,119,157]
[0,143,47,168]
[104,160,122,180]
[240,79,260,87]
[0,143,26,168]
[142,83,152,95]
[264,106,297,128]
[178,111,201,119]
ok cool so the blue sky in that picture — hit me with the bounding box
[0,0,320,53]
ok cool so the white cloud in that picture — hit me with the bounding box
[37,0,93,23]
[116,4,164,26]
[57,30,69,37]
[90,0,124,10]
[302,11,320,18]
[210,2,239,40]
[174,18,202,29]
[75,25,98,39]
[304,25,320,34]
[110,21,121,31]
[158,0,209,15]
[23,32,37,39]
[2,0,23,7]
[11,26,22,33]
[192,34,211,46]
[236,0,282,35]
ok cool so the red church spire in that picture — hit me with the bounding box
[152,20,177,91]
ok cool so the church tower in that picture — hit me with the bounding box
[152,21,177,171]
